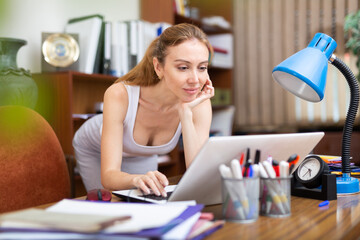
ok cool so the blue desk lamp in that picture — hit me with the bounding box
[272,33,360,194]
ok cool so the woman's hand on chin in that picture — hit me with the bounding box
[180,78,214,112]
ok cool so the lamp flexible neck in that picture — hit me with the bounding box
[331,57,359,174]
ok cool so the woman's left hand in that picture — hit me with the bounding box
[183,78,214,110]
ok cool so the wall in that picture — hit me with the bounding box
[0,0,139,73]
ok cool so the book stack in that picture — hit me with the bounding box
[65,14,104,74]
[0,199,224,239]
[111,20,171,77]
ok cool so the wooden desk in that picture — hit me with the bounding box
[203,194,360,240]
[95,193,359,240]
[36,176,360,239]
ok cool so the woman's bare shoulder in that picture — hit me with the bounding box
[105,82,128,101]
[103,82,129,121]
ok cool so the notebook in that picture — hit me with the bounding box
[112,132,324,205]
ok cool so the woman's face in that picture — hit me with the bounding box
[156,39,210,102]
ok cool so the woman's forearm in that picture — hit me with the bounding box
[179,106,208,168]
[101,169,139,191]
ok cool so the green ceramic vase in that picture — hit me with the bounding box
[0,38,38,109]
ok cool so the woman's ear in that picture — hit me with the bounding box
[153,57,163,79]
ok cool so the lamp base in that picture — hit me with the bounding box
[336,174,360,195]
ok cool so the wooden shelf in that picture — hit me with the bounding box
[70,71,117,83]
[175,14,232,35]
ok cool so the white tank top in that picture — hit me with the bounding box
[73,84,182,158]
[121,84,182,157]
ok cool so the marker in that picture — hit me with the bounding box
[254,149,261,164]
[280,161,290,177]
[219,164,233,178]
[246,148,250,163]
[272,160,280,177]
[262,161,276,178]
[262,162,290,214]
[258,163,269,178]
[230,159,250,217]
[243,148,251,177]
[279,161,290,204]
[231,159,242,179]
[287,154,299,174]
[319,200,329,207]
[243,159,253,177]
[239,152,245,166]
[252,164,260,178]
[219,164,246,220]
[259,163,286,215]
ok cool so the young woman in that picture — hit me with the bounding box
[73,23,214,197]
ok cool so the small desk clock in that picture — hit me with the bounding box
[294,155,329,188]
[291,155,337,201]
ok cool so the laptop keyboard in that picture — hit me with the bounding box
[139,191,173,201]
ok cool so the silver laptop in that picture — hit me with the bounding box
[113,132,324,205]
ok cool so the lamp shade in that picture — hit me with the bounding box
[272,33,337,102]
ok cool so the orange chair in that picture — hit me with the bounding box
[0,105,70,213]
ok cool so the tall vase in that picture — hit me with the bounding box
[0,38,38,109]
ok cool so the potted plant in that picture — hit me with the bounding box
[344,10,360,81]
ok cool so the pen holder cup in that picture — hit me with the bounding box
[221,177,260,223]
[260,176,292,218]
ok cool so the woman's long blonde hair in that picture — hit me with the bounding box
[115,23,213,86]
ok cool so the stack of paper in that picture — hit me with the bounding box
[0,199,207,239]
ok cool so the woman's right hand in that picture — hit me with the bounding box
[132,171,169,197]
